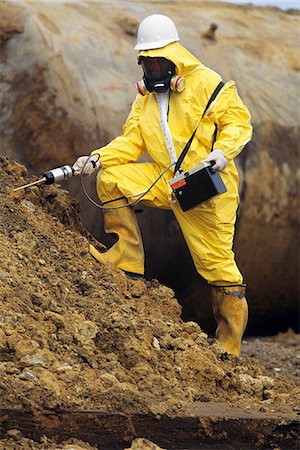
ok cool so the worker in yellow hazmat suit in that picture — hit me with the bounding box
[73,14,253,357]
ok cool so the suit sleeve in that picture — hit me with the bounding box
[209,82,253,161]
[91,97,146,168]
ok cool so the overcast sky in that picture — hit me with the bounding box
[218,0,300,9]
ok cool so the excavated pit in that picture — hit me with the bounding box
[0,157,299,449]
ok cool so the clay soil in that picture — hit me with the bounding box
[0,158,299,450]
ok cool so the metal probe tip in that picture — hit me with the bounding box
[13,177,46,192]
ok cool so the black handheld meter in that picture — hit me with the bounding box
[169,162,227,211]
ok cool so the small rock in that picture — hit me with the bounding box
[232,374,264,395]
[125,437,166,450]
[202,23,218,41]
[21,199,36,213]
[152,336,160,350]
[80,270,88,280]
[55,363,73,373]
[99,373,119,388]
[263,389,274,400]
[21,350,52,368]
[15,339,40,358]
[20,369,38,381]
[74,320,99,344]
[130,280,147,298]
[0,270,13,283]
[44,311,65,328]
[6,429,22,440]
[182,321,202,334]
[293,405,300,414]
[257,375,275,389]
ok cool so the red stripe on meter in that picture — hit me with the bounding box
[171,179,186,189]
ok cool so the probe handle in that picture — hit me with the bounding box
[43,165,75,184]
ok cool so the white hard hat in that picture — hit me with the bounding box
[135,14,180,51]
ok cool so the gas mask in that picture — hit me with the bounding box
[136,56,185,96]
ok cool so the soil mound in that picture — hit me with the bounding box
[0,158,299,422]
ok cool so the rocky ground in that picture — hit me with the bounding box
[0,158,299,450]
[0,436,164,450]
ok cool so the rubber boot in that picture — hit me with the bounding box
[89,199,145,275]
[211,285,248,357]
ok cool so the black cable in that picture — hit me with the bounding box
[101,196,127,206]
[79,155,175,210]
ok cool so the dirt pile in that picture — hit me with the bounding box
[1,158,300,449]
[0,157,299,420]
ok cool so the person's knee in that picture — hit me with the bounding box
[97,166,124,201]
[100,166,122,184]
[194,257,243,285]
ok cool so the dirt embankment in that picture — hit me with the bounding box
[0,158,299,449]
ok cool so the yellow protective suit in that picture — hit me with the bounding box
[91,42,252,285]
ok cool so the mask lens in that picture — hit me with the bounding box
[140,57,175,81]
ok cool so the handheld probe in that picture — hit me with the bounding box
[12,159,175,210]
[13,165,75,192]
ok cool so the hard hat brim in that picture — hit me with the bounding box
[134,37,180,51]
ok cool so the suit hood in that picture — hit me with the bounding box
[138,42,202,77]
